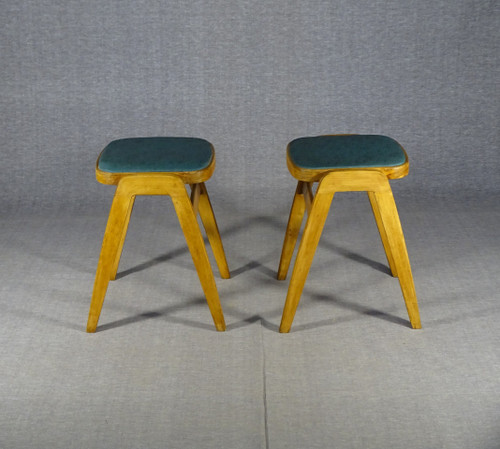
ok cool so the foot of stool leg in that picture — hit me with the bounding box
[374,190,422,329]
[87,190,133,332]
[172,188,226,331]
[280,190,334,333]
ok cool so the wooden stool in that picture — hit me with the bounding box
[277,135,421,333]
[87,137,230,332]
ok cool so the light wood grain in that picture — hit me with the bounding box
[367,191,398,277]
[193,182,230,279]
[87,173,227,332]
[109,195,135,281]
[87,185,134,332]
[279,155,422,332]
[280,187,334,333]
[303,181,314,214]
[277,181,306,280]
[190,183,201,215]
[319,169,391,193]
[171,182,226,331]
[373,190,421,329]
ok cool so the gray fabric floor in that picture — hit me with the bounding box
[1,195,499,449]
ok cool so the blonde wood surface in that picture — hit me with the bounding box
[190,183,201,215]
[279,165,421,332]
[171,183,226,331]
[367,191,398,277]
[373,190,421,329]
[193,182,231,279]
[279,187,335,333]
[277,181,307,281]
[318,169,391,193]
[303,181,314,214]
[109,195,135,281]
[87,173,227,332]
[87,185,134,332]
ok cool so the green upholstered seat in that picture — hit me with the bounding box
[98,137,214,173]
[288,135,407,170]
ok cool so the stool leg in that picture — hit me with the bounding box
[193,183,230,279]
[87,190,132,332]
[373,190,422,329]
[171,188,226,331]
[367,191,398,277]
[277,181,307,280]
[280,190,334,333]
[109,195,135,280]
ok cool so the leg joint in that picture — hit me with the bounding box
[318,169,390,193]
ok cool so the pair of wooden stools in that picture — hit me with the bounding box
[87,135,421,333]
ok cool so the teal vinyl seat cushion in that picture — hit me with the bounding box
[288,135,407,169]
[98,137,214,173]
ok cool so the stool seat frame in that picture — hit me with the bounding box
[87,153,229,333]
[278,139,421,333]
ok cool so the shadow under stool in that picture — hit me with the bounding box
[277,134,422,333]
[87,137,230,332]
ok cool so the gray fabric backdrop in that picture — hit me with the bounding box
[1,2,499,448]
[1,0,499,214]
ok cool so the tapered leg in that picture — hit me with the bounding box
[373,189,421,329]
[367,191,397,277]
[193,183,230,279]
[171,188,226,331]
[280,190,334,333]
[87,190,133,332]
[277,181,307,280]
[109,195,135,280]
